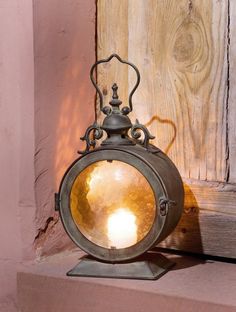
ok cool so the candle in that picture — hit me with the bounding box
[107,208,137,248]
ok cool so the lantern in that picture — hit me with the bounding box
[55,54,184,280]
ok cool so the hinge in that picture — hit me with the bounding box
[55,193,60,211]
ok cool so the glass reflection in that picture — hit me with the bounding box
[70,160,156,249]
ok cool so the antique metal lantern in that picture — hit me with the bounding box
[55,54,184,280]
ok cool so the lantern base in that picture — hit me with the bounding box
[67,252,175,280]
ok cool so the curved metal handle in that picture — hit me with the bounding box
[90,54,140,114]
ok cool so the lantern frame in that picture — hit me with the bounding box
[55,54,184,279]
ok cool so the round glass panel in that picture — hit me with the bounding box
[70,160,156,249]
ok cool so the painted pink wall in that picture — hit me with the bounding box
[0,0,36,311]
[0,0,95,310]
[33,0,96,255]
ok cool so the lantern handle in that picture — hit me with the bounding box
[90,54,140,115]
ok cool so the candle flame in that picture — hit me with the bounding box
[107,208,137,248]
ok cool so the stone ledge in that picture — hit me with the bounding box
[17,250,236,312]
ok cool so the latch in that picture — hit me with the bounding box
[159,197,177,216]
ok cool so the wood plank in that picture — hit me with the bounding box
[160,180,236,258]
[97,1,236,258]
[127,0,234,257]
[97,0,128,122]
[183,179,236,216]
[128,0,228,181]
[160,209,236,258]
[228,0,236,183]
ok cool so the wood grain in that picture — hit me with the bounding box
[160,180,236,258]
[97,0,236,258]
[97,0,129,123]
[128,0,228,182]
[228,0,236,183]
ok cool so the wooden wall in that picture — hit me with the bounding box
[97,0,236,258]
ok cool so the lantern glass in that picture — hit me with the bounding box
[70,160,156,249]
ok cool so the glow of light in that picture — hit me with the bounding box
[107,208,137,248]
[114,168,123,181]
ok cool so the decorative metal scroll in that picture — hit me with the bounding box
[78,55,156,154]
[131,119,155,149]
[78,123,103,155]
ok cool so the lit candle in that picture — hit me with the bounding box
[107,208,137,248]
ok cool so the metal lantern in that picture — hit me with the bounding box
[55,54,184,280]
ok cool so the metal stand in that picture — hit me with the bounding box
[67,252,175,280]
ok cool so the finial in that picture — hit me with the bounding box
[109,83,122,109]
[112,83,119,99]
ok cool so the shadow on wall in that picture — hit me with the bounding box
[145,115,203,254]
[160,183,203,255]
[145,115,177,155]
